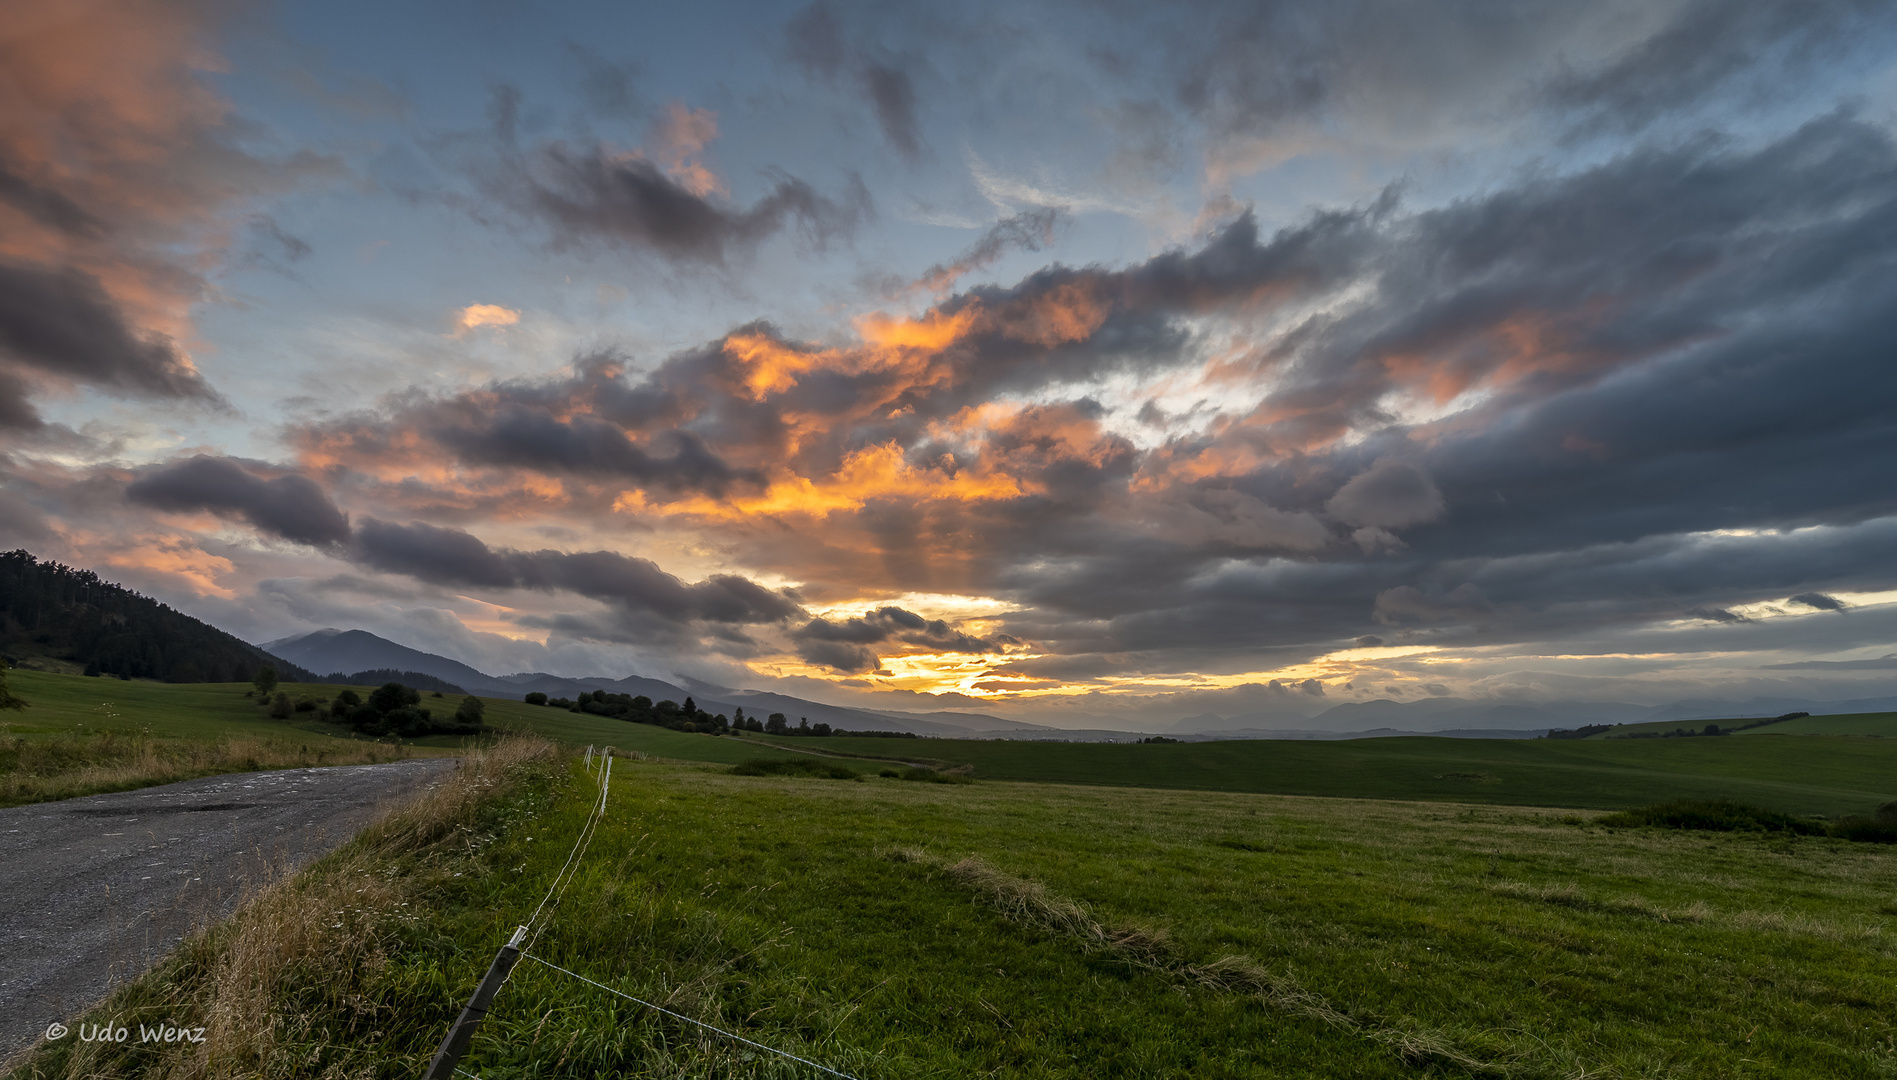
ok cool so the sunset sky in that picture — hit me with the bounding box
[4,0,1897,726]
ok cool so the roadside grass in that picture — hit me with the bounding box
[5,734,561,1080]
[0,730,424,807]
[0,669,458,807]
[0,671,896,805]
[15,752,1897,1078]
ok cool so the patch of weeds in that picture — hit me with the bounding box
[1599,799,1828,835]
[1215,838,1274,853]
[1602,799,1897,842]
[898,765,974,784]
[729,756,861,780]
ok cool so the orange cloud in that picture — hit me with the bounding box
[456,303,522,332]
[653,441,1028,521]
[101,538,236,598]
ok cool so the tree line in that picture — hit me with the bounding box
[248,665,485,739]
[524,690,914,738]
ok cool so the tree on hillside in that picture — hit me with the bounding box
[455,695,485,726]
[253,664,278,697]
[765,712,788,734]
[0,550,315,683]
[0,660,27,711]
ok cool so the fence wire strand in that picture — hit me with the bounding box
[522,952,863,1080]
[522,751,611,951]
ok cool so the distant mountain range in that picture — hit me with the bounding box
[263,628,1047,738]
[262,626,1897,743]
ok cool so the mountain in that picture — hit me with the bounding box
[0,549,314,683]
[267,630,511,695]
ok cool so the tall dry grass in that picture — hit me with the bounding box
[0,731,438,808]
[7,734,558,1080]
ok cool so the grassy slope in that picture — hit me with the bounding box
[1580,711,1897,739]
[1735,712,1897,737]
[33,755,1897,1079]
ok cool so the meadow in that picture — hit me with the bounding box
[750,731,1897,817]
[13,743,1897,1079]
[9,669,1896,819]
[0,670,891,806]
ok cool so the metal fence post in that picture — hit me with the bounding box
[421,924,528,1079]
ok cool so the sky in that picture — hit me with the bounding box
[4,0,1897,728]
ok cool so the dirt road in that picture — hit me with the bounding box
[0,758,457,1061]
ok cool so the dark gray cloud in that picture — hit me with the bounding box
[792,604,1005,672]
[914,207,1059,291]
[126,456,352,547]
[1788,592,1846,612]
[0,260,219,404]
[0,161,103,238]
[1116,0,1896,147]
[1546,0,1888,135]
[1326,460,1443,529]
[432,403,763,494]
[787,2,926,160]
[0,369,41,430]
[473,85,869,264]
[1764,655,1897,671]
[351,519,804,630]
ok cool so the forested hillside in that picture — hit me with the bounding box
[0,550,312,683]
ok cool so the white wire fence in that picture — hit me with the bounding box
[426,746,863,1080]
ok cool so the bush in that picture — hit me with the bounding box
[1597,800,1824,834]
[1827,816,1897,844]
[1598,798,1897,842]
[330,689,361,717]
[455,695,485,726]
[524,691,548,706]
[268,691,293,720]
[294,697,319,712]
[369,681,420,714]
[341,682,484,738]
[729,757,859,780]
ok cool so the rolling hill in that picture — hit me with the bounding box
[0,549,314,683]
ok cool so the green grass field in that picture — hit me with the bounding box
[10,669,1896,818]
[739,731,1897,816]
[21,747,1897,1079]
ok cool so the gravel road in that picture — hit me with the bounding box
[0,758,458,1062]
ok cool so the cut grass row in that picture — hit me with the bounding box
[15,747,1897,1078]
